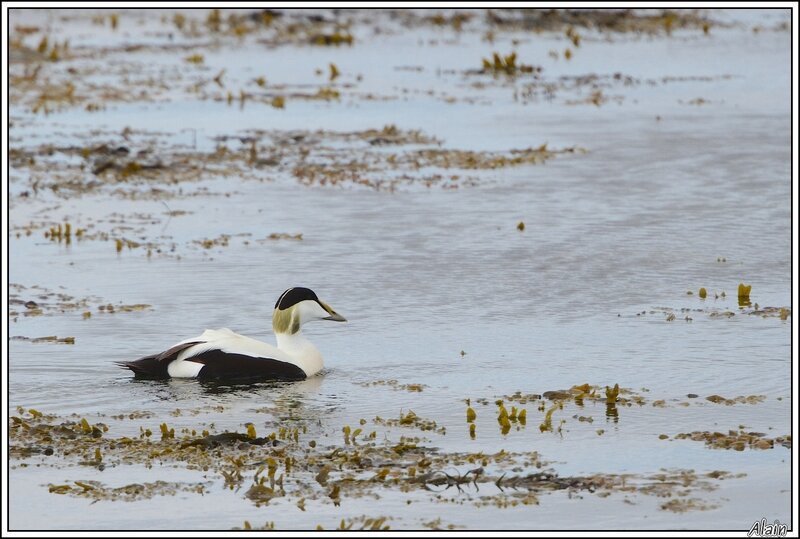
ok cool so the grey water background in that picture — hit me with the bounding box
[7,8,793,530]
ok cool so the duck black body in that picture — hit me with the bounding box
[117,287,346,381]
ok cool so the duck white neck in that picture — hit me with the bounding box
[275,330,323,377]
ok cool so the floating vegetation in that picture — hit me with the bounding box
[495,400,526,435]
[564,89,620,107]
[314,86,340,100]
[406,145,583,170]
[671,429,791,451]
[7,8,789,528]
[43,222,86,245]
[704,394,765,405]
[193,234,231,249]
[427,11,473,30]
[30,81,77,114]
[641,304,790,322]
[8,283,156,322]
[234,520,276,531]
[484,9,717,35]
[422,518,464,530]
[266,232,303,241]
[8,403,748,521]
[540,383,636,406]
[539,402,561,433]
[11,335,75,344]
[374,410,445,434]
[9,126,580,195]
[605,384,620,404]
[481,52,537,75]
[738,283,752,307]
[311,32,354,46]
[323,515,391,531]
[565,26,581,46]
[358,379,427,392]
[47,480,210,501]
[661,498,718,513]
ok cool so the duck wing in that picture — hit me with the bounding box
[186,350,307,381]
[116,341,202,379]
[177,331,306,381]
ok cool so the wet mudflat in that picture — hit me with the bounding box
[6,8,792,531]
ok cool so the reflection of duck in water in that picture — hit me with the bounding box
[118,288,346,381]
[194,372,325,396]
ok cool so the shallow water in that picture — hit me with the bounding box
[6,8,794,531]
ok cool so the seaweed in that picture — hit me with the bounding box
[481,52,537,76]
[671,429,790,451]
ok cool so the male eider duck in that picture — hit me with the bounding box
[118,287,346,381]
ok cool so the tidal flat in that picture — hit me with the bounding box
[6,8,793,531]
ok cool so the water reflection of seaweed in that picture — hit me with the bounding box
[605,401,619,423]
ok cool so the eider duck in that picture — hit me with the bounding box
[118,287,346,381]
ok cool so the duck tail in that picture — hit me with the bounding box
[116,356,169,379]
[117,341,202,379]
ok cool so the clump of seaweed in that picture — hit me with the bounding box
[48,480,210,501]
[661,498,718,513]
[311,32,353,46]
[406,145,582,170]
[484,9,717,35]
[644,304,790,322]
[31,81,78,114]
[671,429,791,451]
[495,400,526,435]
[540,383,641,406]
[265,233,303,241]
[234,520,276,531]
[374,410,446,435]
[427,12,473,31]
[43,221,87,245]
[9,406,742,519]
[9,283,150,319]
[704,394,765,405]
[737,282,752,307]
[193,234,231,249]
[318,515,391,531]
[11,335,75,344]
[358,379,426,392]
[481,52,538,76]
[10,126,580,195]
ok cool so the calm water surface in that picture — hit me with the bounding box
[7,8,793,531]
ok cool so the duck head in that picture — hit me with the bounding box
[272,287,346,335]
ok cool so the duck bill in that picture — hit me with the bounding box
[319,301,346,322]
